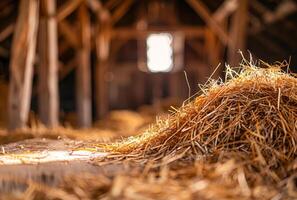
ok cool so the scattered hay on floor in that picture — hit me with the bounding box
[4,156,296,200]
[0,127,117,145]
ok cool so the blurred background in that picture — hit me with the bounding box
[0,0,296,130]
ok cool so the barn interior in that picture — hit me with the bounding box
[0,0,297,199]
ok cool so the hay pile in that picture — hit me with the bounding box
[105,61,297,164]
[94,61,297,199]
[2,61,297,200]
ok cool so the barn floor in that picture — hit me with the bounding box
[0,124,296,200]
[0,110,155,198]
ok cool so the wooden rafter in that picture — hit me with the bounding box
[59,59,77,80]
[105,0,121,10]
[8,0,39,129]
[56,0,83,21]
[251,0,297,34]
[185,0,231,45]
[111,0,134,25]
[213,0,238,22]
[0,23,14,42]
[112,26,205,39]
[58,20,79,48]
[87,0,103,13]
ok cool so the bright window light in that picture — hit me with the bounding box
[146,33,173,73]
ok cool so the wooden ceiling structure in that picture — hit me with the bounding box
[0,0,296,130]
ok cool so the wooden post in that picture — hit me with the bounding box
[95,11,111,119]
[205,28,221,79]
[227,0,249,68]
[38,0,59,127]
[76,3,92,128]
[8,0,39,130]
[185,0,230,45]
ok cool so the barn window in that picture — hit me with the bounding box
[146,33,173,73]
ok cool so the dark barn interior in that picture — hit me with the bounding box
[0,0,297,199]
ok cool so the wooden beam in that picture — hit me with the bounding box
[185,0,230,45]
[112,26,205,39]
[38,0,59,127]
[87,0,103,13]
[56,0,83,21]
[265,0,296,24]
[95,11,111,119]
[8,0,39,130]
[111,0,134,25]
[105,0,121,10]
[213,0,238,22]
[227,0,248,68]
[59,59,77,79]
[0,23,14,42]
[58,20,79,48]
[251,0,297,34]
[76,3,92,128]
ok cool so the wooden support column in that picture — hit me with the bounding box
[76,3,92,128]
[205,29,221,79]
[8,0,39,130]
[38,0,59,127]
[95,11,111,119]
[8,0,39,129]
[227,0,249,68]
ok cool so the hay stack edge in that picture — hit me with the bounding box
[106,61,297,162]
